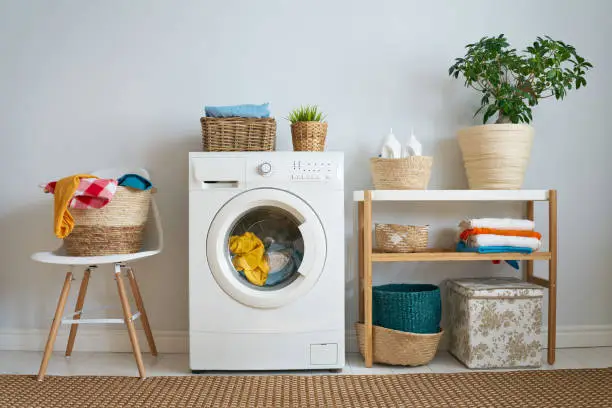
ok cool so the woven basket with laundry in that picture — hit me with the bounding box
[65,187,151,256]
[44,173,153,257]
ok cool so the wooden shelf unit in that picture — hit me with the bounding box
[355,189,558,368]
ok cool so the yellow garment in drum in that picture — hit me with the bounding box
[229,232,270,286]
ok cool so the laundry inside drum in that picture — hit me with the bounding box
[227,206,304,290]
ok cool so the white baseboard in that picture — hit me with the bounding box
[0,327,188,353]
[1,325,611,354]
[345,324,612,353]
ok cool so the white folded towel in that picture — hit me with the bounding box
[459,218,535,231]
[465,234,541,250]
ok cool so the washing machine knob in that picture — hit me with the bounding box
[258,162,272,176]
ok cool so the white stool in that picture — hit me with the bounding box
[31,168,163,381]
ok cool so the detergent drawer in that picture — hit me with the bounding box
[190,157,246,190]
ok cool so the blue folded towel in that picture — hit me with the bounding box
[205,103,271,118]
[456,241,533,254]
[456,242,531,270]
[117,174,153,191]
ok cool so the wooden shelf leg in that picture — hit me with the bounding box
[525,201,534,282]
[358,201,364,323]
[38,271,73,381]
[115,264,146,379]
[363,191,373,368]
[65,268,91,357]
[547,190,558,364]
[127,267,158,356]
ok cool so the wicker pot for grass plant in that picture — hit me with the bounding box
[287,105,328,151]
[449,34,592,189]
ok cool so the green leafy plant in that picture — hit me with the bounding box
[286,105,326,124]
[449,34,592,124]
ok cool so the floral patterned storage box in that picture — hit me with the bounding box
[447,277,544,369]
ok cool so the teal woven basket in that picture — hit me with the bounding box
[373,284,441,334]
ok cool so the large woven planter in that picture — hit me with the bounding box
[370,157,433,190]
[373,284,441,334]
[457,124,534,189]
[375,223,428,253]
[356,323,443,366]
[64,187,151,256]
[201,117,276,151]
[291,122,327,151]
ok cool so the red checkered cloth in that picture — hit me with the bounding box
[44,178,118,209]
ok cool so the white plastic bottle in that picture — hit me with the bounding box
[380,128,401,158]
[404,128,422,157]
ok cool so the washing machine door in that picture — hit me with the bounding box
[206,188,327,308]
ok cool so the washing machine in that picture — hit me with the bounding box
[189,152,345,371]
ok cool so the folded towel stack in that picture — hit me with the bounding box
[457,218,542,254]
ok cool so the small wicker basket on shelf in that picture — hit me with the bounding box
[201,117,276,151]
[291,121,328,151]
[355,323,443,366]
[370,157,433,189]
[63,187,151,256]
[375,223,428,253]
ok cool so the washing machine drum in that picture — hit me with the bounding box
[207,188,327,308]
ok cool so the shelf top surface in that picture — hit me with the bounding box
[353,190,550,202]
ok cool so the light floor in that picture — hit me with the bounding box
[1,348,611,377]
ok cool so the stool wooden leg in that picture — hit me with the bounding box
[115,266,146,379]
[127,268,158,356]
[38,271,72,381]
[65,268,91,357]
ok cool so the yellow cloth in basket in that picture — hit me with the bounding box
[53,174,98,239]
[229,232,269,286]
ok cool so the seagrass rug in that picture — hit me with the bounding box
[2,369,611,408]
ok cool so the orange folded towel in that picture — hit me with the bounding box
[459,228,542,241]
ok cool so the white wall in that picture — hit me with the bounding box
[1,0,611,352]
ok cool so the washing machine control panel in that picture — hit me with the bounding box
[290,159,335,181]
[190,152,343,191]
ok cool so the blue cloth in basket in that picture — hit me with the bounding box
[205,103,270,118]
[117,174,153,191]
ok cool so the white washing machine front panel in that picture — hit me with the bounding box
[188,152,345,371]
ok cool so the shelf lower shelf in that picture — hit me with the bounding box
[372,249,552,262]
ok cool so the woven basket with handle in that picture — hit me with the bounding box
[375,223,428,253]
[355,323,443,366]
[201,117,276,152]
[63,186,151,256]
[291,122,328,151]
[370,157,433,190]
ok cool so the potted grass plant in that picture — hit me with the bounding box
[449,34,592,189]
[287,105,328,151]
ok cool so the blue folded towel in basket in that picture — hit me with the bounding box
[205,103,271,118]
